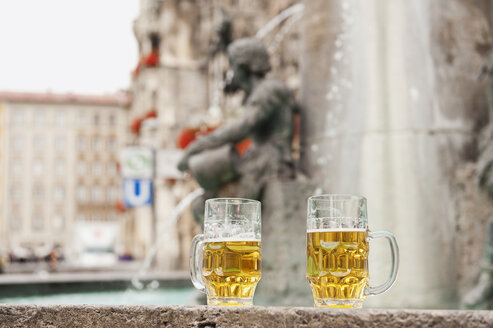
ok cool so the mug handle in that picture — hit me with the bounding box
[365,230,399,296]
[189,234,206,293]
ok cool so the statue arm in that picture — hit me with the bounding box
[176,102,274,172]
[186,104,269,156]
[185,120,248,155]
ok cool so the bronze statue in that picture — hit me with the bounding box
[178,37,298,222]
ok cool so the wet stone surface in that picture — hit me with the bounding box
[0,305,493,328]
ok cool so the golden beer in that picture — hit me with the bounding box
[306,229,369,306]
[202,240,261,304]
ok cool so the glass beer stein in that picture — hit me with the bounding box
[190,198,261,305]
[306,194,399,308]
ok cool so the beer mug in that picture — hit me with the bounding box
[190,198,261,305]
[306,194,399,308]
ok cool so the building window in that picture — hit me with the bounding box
[33,185,43,201]
[33,136,44,152]
[11,187,22,204]
[107,162,117,176]
[108,187,120,202]
[56,111,66,126]
[77,161,86,176]
[108,136,117,152]
[12,162,22,176]
[94,114,100,126]
[34,111,45,125]
[33,161,44,176]
[11,136,23,151]
[92,162,102,176]
[55,136,65,152]
[91,186,104,203]
[55,162,65,176]
[77,136,87,152]
[32,213,44,231]
[77,113,88,127]
[109,114,117,126]
[54,186,65,203]
[150,32,160,52]
[93,136,103,151]
[10,213,21,231]
[53,213,64,230]
[12,111,23,125]
[77,186,87,203]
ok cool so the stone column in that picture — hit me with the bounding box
[301,0,491,308]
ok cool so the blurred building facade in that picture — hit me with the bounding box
[0,104,4,249]
[0,92,130,260]
[128,0,301,270]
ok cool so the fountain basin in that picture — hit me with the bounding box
[0,289,195,306]
[0,271,192,300]
[0,305,491,327]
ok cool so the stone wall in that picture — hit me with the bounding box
[300,0,492,308]
[1,305,492,328]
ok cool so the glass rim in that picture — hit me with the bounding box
[308,194,366,203]
[205,197,260,205]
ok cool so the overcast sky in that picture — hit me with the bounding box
[0,0,139,95]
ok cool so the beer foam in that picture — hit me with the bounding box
[204,237,260,242]
[307,228,367,233]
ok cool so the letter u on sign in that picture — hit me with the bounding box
[123,179,153,208]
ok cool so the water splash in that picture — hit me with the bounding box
[131,188,205,289]
[256,3,304,40]
[267,10,303,55]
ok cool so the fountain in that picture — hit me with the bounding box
[300,0,491,308]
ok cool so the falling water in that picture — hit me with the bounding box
[131,188,205,290]
[256,3,304,40]
[266,9,303,55]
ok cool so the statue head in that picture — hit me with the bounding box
[224,38,271,94]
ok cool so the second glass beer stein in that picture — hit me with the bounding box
[190,198,261,305]
[306,194,399,308]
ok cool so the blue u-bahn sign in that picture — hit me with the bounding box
[123,179,153,208]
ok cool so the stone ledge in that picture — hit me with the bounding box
[1,305,492,328]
